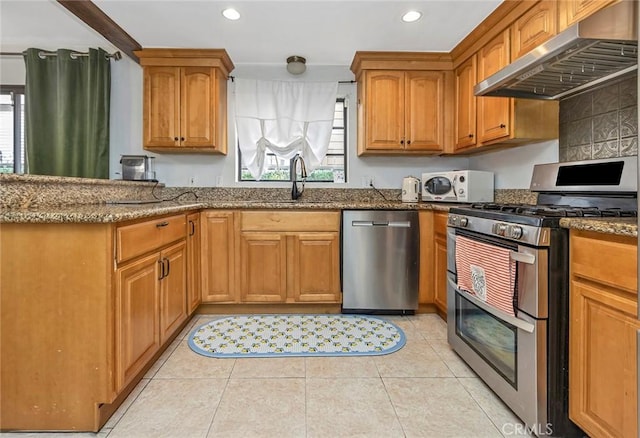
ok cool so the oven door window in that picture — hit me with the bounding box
[456,292,517,388]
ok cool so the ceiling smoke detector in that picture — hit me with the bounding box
[286,56,306,75]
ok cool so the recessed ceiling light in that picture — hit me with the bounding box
[222,8,240,20]
[401,10,422,23]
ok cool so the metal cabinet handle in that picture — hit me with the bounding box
[499,123,506,128]
[158,259,165,280]
[189,220,196,236]
[156,221,169,228]
[448,278,535,333]
[400,139,404,145]
[180,137,185,141]
[468,133,474,138]
[164,258,170,277]
[510,251,536,264]
[174,137,179,141]
[407,140,411,145]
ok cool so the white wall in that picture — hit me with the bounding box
[1,56,558,189]
[0,57,25,84]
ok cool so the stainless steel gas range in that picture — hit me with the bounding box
[446,157,637,437]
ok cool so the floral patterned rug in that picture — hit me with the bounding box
[188,314,406,358]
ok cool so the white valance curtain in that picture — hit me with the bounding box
[235,79,339,180]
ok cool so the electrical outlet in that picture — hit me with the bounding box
[215,175,223,187]
[188,176,196,187]
[361,176,375,187]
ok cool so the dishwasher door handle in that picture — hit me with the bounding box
[351,221,411,228]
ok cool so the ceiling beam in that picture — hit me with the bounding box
[57,0,141,63]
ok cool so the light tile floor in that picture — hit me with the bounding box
[2,314,527,438]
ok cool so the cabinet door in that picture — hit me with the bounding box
[477,30,511,144]
[201,211,236,302]
[433,213,448,319]
[454,55,478,150]
[364,70,405,150]
[405,71,444,152]
[181,67,216,148]
[115,253,161,392]
[290,233,341,303]
[569,281,639,438]
[143,66,180,148]
[159,241,187,344]
[240,232,287,302]
[559,0,618,31]
[511,1,557,60]
[186,213,201,314]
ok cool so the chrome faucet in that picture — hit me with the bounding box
[291,154,307,200]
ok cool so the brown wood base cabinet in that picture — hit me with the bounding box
[0,213,191,432]
[201,210,237,303]
[569,230,638,438]
[433,212,449,318]
[239,211,341,304]
[187,212,202,313]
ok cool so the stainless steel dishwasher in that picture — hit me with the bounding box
[341,210,419,314]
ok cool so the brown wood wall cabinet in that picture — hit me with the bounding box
[452,2,559,153]
[558,0,619,31]
[0,213,194,432]
[350,52,454,156]
[511,0,557,60]
[135,49,234,154]
[569,230,638,438]
[454,55,478,150]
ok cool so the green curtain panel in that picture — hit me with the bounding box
[24,48,110,178]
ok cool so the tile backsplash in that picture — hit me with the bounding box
[559,74,637,162]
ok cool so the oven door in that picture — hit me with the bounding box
[446,228,548,431]
[448,283,548,430]
[422,174,456,202]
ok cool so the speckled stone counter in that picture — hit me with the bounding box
[0,199,460,224]
[7,175,633,235]
[1,174,464,223]
[559,217,638,237]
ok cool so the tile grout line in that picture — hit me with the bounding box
[101,377,152,435]
[456,376,509,437]
[204,369,234,438]
[379,375,408,438]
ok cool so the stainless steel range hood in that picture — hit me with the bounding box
[475,1,638,100]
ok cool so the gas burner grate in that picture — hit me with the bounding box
[467,203,637,218]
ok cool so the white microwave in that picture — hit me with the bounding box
[421,170,494,203]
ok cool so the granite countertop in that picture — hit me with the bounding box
[3,199,636,238]
[559,217,638,238]
[0,199,457,224]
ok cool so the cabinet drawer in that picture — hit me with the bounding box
[117,215,187,263]
[240,211,340,232]
[570,230,637,295]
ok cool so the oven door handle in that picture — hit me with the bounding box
[510,251,536,264]
[448,277,535,333]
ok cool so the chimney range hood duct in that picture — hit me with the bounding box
[474,1,638,100]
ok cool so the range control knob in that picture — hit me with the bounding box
[458,188,465,195]
[459,217,468,227]
[509,226,523,239]
[493,223,507,236]
[459,175,466,183]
